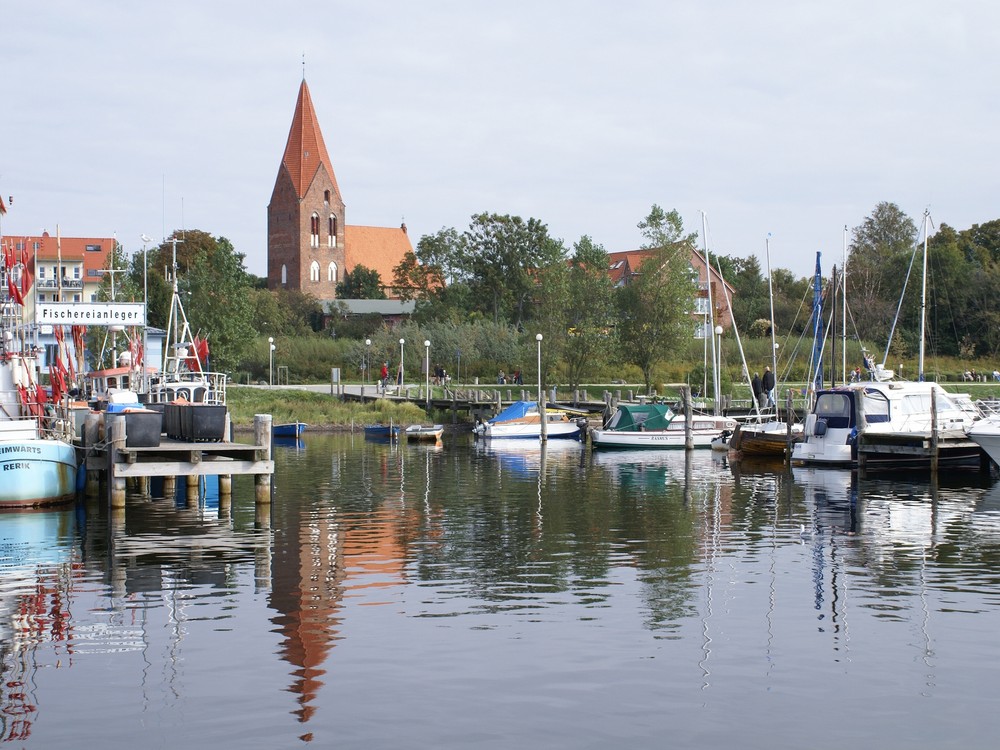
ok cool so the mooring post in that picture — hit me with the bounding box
[83,412,101,497]
[785,391,794,466]
[162,475,176,499]
[186,475,200,506]
[930,388,939,476]
[254,414,273,505]
[682,385,693,451]
[108,414,127,509]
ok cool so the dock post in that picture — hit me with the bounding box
[682,385,693,451]
[219,475,232,516]
[108,414,127,509]
[162,475,176,499]
[785,391,793,465]
[83,412,101,497]
[930,388,939,476]
[254,414,273,505]
[186,475,200,506]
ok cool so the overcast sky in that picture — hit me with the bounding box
[3,1,998,279]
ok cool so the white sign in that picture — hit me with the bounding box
[36,302,147,326]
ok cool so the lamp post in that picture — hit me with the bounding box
[365,338,371,386]
[399,338,405,389]
[268,337,275,387]
[714,325,723,415]
[535,334,543,404]
[424,339,431,409]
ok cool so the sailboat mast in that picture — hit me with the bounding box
[842,225,848,382]
[918,209,929,382]
[765,234,778,384]
[809,252,824,397]
[701,211,719,415]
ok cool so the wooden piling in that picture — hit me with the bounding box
[254,414,273,504]
[930,388,939,476]
[681,385,693,451]
[163,475,176,499]
[84,412,101,497]
[108,414,126,509]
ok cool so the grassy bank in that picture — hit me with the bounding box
[226,385,435,430]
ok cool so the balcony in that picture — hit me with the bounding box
[37,278,84,290]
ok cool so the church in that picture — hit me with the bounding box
[267,78,412,300]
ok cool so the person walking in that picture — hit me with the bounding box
[762,366,776,408]
[751,371,763,408]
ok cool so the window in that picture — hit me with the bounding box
[324,189,331,204]
[310,213,320,248]
[281,264,287,286]
[328,215,337,247]
[328,261,338,283]
[309,261,320,282]
[73,267,80,279]
[90,293,97,302]
[86,244,102,252]
[38,293,46,302]
[33,241,40,251]
[73,294,81,302]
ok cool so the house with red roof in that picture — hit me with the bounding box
[267,78,412,302]
[607,247,735,337]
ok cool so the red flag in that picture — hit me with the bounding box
[0,195,7,215]
[20,246,33,296]
[7,274,24,306]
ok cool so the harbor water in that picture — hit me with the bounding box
[3,433,1000,748]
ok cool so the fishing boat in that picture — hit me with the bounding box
[404,424,444,442]
[2,261,77,508]
[273,421,307,438]
[590,402,736,449]
[473,400,584,440]
[728,418,804,458]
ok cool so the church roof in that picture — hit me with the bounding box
[345,224,413,290]
[280,79,340,199]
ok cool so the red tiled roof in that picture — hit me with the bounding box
[4,232,115,277]
[345,225,413,289]
[281,79,340,199]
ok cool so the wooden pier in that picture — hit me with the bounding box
[857,429,987,473]
[82,412,274,509]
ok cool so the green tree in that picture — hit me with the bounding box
[337,265,386,299]
[846,202,918,344]
[561,236,615,388]
[616,206,698,393]
[461,213,566,327]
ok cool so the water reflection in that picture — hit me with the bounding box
[5,435,1000,747]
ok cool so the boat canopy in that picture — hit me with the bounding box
[489,401,537,424]
[605,403,674,431]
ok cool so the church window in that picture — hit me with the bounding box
[328,214,337,247]
[281,264,287,286]
[324,190,331,205]
[328,261,338,283]
[310,261,320,282]
[310,213,320,248]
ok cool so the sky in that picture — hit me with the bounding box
[3,1,998,280]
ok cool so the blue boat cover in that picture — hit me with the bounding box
[488,401,537,424]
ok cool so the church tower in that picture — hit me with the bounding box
[267,78,346,296]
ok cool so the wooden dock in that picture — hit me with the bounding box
[857,429,987,472]
[82,412,274,509]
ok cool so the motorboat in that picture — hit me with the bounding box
[473,401,584,440]
[968,415,1000,468]
[590,402,736,449]
[791,380,980,468]
[273,421,307,438]
[404,424,444,442]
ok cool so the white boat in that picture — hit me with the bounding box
[590,402,736,449]
[405,424,444,442]
[790,380,979,468]
[1,299,77,508]
[474,401,584,440]
[967,415,1000,467]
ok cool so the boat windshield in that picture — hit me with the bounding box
[815,392,854,428]
[861,389,890,423]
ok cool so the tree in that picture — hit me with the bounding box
[616,206,699,393]
[560,236,615,388]
[461,213,566,328]
[336,265,386,299]
[846,202,918,344]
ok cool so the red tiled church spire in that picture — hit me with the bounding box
[280,79,341,200]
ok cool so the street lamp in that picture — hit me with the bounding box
[535,333,543,404]
[365,338,371,385]
[424,339,431,408]
[399,338,405,388]
[268,337,275,387]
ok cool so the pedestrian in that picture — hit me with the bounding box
[380,361,389,389]
[762,366,776,408]
[751,371,763,408]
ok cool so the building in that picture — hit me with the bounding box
[267,78,412,300]
[607,247,735,337]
